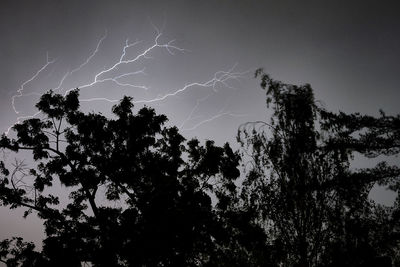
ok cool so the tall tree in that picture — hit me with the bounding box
[0,89,259,266]
[238,69,400,266]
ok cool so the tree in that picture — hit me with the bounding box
[0,89,261,266]
[237,69,400,266]
[3,71,398,267]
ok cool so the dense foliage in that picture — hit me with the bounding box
[237,69,400,266]
[0,71,399,266]
[0,90,265,266]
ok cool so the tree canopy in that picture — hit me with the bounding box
[0,89,265,266]
[237,69,400,266]
[0,71,399,266]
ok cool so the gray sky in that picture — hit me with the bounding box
[1,0,400,252]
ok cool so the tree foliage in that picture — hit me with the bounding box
[237,69,400,266]
[0,89,264,266]
[0,70,399,266]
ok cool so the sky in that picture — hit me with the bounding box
[0,0,400,252]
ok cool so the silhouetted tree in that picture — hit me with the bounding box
[2,72,399,267]
[0,90,263,266]
[237,69,400,266]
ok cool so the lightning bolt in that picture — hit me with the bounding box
[179,93,213,129]
[69,30,108,76]
[182,112,248,132]
[79,66,247,104]
[181,94,248,131]
[5,26,248,136]
[11,52,55,114]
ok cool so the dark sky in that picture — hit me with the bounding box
[1,0,400,251]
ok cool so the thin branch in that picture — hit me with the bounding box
[13,145,101,219]
[43,130,57,138]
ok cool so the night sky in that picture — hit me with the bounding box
[1,0,400,251]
